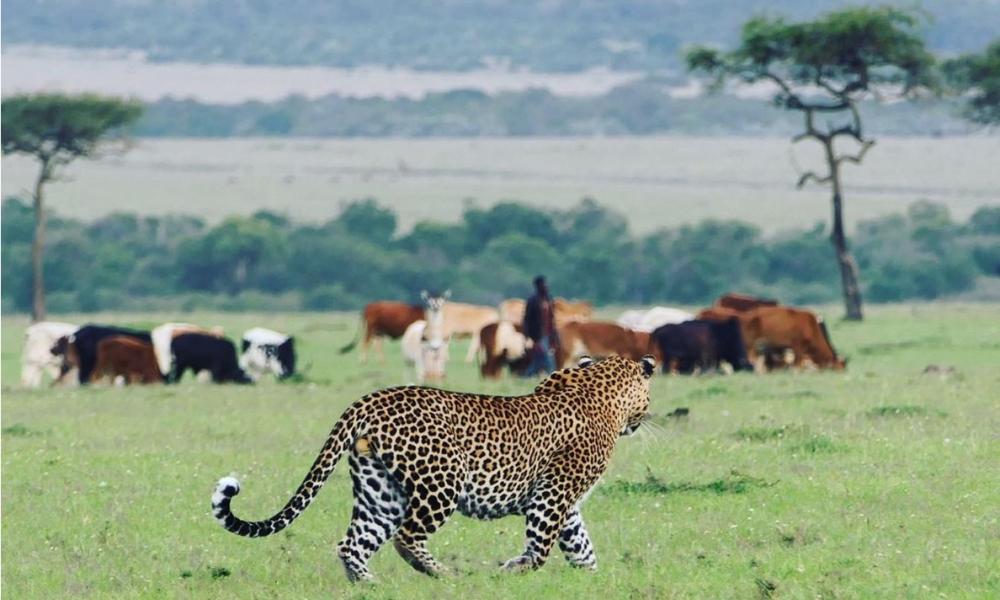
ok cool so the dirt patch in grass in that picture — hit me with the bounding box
[1,423,42,437]
[787,435,840,454]
[867,405,947,418]
[686,384,729,399]
[734,425,807,442]
[856,336,948,355]
[602,470,777,497]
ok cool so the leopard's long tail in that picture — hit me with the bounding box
[211,408,359,538]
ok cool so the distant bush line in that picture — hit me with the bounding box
[135,81,974,138]
[2,197,997,314]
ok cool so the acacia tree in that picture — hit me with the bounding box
[2,94,142,321]
[943,40,1000,125]
[686,7,935,320]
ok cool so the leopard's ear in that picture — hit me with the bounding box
[577,355,594,368]
[640,355,656,378]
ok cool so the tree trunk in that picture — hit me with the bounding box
[31,165,49,322]
[825,146,863,321]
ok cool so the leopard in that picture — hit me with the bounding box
[210,353,656,582]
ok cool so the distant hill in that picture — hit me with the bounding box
[3,0,999,71]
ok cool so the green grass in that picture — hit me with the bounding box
[2,304,999,598]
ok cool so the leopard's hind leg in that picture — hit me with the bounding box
[384,443,464,577]
[336,447,406,582]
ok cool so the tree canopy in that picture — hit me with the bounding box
[943,40,1000,124]
[685,7,937,108]
[2,94,143,165]
[1,197,994,314]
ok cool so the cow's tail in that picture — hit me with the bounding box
[211,408,359,538]
[339,314,365,354]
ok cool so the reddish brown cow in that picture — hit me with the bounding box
[742,306,845,370]
[556,321,653,368]
[340,301,425,362]
[715,293,779,312]
[698,306,802,371]
[93,336,164,384]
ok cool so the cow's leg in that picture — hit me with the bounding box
[360,327,372,364]
[21,362,43,388]
[464,335,480,363]
[375,336,387,364]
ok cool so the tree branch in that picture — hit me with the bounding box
[836,139,876,166]
[797,170,833,188]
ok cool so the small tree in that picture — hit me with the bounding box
[686,7,935,320]
[2,94,142,321]
[943,40,1000,125]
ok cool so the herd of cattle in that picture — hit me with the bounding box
[19,292,844,388]
[339,291,845,382]
[20,322,295,388]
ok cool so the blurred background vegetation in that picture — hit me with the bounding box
[3,196,997,314]
[4,0,997,71]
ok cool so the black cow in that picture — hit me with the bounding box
[170,333,251,384]
[651,318,752,374]
[65,324,153,384]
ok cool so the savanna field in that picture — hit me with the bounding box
[2,304,998,599]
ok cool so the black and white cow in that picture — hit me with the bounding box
[240,327,296,381]
[170,333,251,384]
[65,324,153,384]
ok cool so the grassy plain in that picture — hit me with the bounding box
[2,304,999,599]
[2,136,997,234]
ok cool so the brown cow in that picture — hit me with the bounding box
[498,297,592,328]
[340,301,424,362]
[93,336,164,384]
[741,306,845,370]
[478,321,531,378]
[715,293,779,312]
[442,302,501,362]
[698,306,798,372]
[556,321,652,368]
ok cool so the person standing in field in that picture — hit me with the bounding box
[522,275,558,376]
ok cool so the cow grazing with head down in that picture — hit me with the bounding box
[170,333,251,384]
[651,319,753,374]
[478,321,531,378]
[555,321,652,368]
[742,306,845,370]
[401,291,449,383]
[151,322,225,378]
[65,324,153,384]
[92,336,164,385]
[21,321,78,387]
[241,327,296,381]
[340,300,426,363]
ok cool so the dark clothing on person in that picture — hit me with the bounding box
[523,295,555,342]
[523,277,557,376]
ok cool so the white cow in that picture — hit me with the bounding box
[240,327,296,381]
[401,292,449,383]
[617,306,695,333]
[21,321,79,387]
